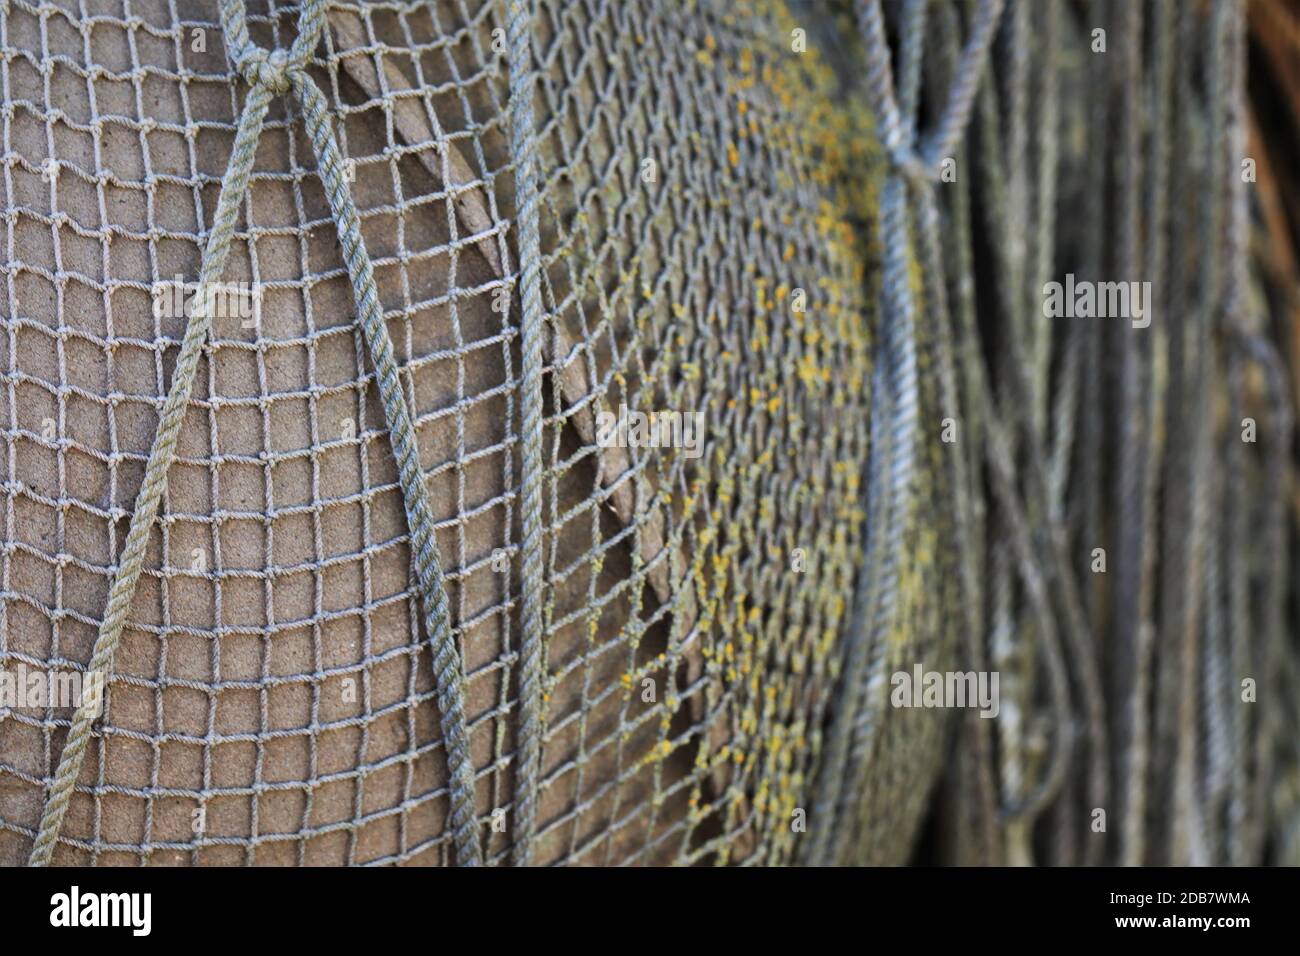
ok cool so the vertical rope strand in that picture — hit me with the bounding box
[27,82,274,867]
[805,0,914,865]
[807,0,1006,865]
[292,73,481,867]
[505,0,547,868]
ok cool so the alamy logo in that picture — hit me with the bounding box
[1042,273,1152,329]
[152,274,261,327]
[594,404,705,460]
[890,664,1000,718]
[0,664,103,715]
[50,886,152,936]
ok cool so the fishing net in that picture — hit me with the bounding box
[0,0,912,867]
[0,0,1297,868]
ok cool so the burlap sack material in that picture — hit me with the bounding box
[0,0,949,865]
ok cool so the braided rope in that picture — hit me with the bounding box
[30,0,482,867]
[504,0,546,868]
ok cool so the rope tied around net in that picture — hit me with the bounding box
[221,0,319,97]
[862,0,1002,188]
[805,0,1007,866]
[29,0,482,867]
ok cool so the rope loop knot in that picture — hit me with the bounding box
[219,0,326,97]
[886,141,935,187]
[237,46,294,95]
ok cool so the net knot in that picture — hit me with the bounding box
[237,47,294,96]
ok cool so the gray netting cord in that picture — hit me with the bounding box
[0,0,865,870]
[26,0,484,866]
[1,0,1295,868]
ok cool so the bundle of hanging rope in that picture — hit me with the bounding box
[0,0,1296,866]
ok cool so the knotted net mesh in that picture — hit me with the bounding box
[0,0,1297,868]
[0,0,946,866]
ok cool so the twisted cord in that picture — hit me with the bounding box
[839,0,926,860]
[1111,0,1146,865]
[219,0,325,95]
[291,71,481,867]
[853,0,906,163]
[1216,352,1246,859]
[853,0,1005,186]
[31,0,482,867]
[962,75,1083,826]
[1118,0,1174,868]
[1153,0,1199,860]
[917,181,997,862]
[919,0,1003,172]
[895,0,929,143]
[1220,0,1261,867]
[1238,333,1293,863]
[807,0,916,864]
[844,175,917,847]
[809,0,1007,865]
[933,4,999,863]
[1169,0,1236,867]
[970,57,1108,849]
[986,3,1033,864]
[1028,0,1061,436]
[504,0,547,868]
[29,69,275,871]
